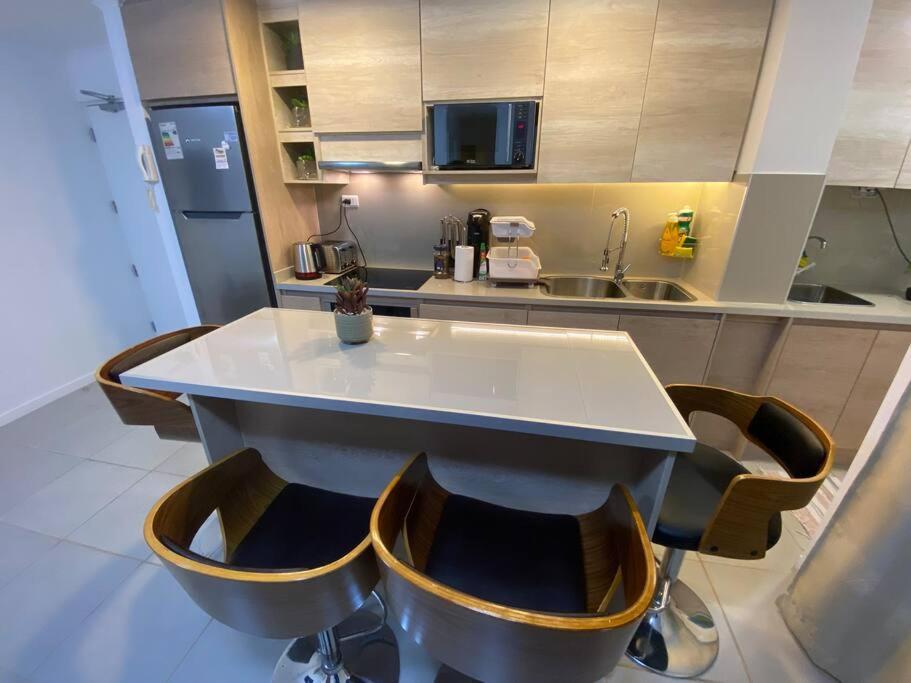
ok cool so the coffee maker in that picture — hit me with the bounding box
[465,208,491,276]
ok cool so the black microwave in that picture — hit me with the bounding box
[430,101,538,170]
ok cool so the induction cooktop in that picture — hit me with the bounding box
[325,267,433,291]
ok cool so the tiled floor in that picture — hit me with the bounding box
[0,384,836,683]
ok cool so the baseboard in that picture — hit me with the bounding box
[0,372,95,428]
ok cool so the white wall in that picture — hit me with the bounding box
[0,0,153,424]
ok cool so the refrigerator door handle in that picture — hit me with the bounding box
[180,211,245,220]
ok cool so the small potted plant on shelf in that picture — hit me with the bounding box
[334,276,372,344]
[296,152,317,180]
[290,97,310,128]
[283,29,304,70]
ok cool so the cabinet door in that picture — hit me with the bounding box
[527,309,619,331]
[618,313,720,386]
[420,0,550,101]
[631,0,772,181]
[833,329,911,454]
[538,0,658,183]
[122,0,236,101]
[279,292,323,311]
[828,0,911,188]
[766,322,877,432]
[299,0,422,133]
[420,303,528,325]
[317,135,423,165]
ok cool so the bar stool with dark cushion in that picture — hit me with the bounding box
[371,453,656,683]
[96,325,219,441]
[626,385,834,678]
[145,447,398,682]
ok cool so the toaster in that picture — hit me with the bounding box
[318,240,358,273]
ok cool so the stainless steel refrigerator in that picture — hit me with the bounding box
[148,104,274,324]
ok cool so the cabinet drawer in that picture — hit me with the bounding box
[420,303,527,325]
[280,292,323,311]
[317,135,422,164]
[528,309,619,331]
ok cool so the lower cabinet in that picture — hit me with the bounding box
[419,303,528,325]
[527,309,619,330]
[618,313,720,386]
[279,292,324,311]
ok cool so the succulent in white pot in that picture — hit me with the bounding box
[334,276,373,344]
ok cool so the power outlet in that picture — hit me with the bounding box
[341,194,360,208]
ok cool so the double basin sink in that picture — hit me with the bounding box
[538,276,874,307]
[539,276,696,302]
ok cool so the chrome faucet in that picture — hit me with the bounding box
[806,235,829,250]
[601,207,631,284]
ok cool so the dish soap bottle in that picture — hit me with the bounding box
[660,213,679,256]
[478,243,489,281]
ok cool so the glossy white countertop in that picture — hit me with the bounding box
[277,271,911,326]
[121,308,695,451]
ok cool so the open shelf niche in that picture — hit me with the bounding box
[262,19,305,75]
[272,83,311,132]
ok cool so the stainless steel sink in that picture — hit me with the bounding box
[623,279,696,302]
[538,275,626,299]
[788,283,873,306]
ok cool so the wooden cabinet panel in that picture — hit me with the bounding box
[420,0,549,100]
[317,135,422,164]
[122,0,236,101]
[618,313,720,386]
[280,292,323,311]
[299,0,422,133]
[420,303,528,325]
[538,0,658,183]
[833,329,911,451]
[766,322,877,432]
[631,0,772,181]
[897,144,911,188]
[828,0,911,188]
[527,309,619,331]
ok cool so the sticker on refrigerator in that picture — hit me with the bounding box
[158,122,183,160]
[223,131,239,143]
[213,146,229,170]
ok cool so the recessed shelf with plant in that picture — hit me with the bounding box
[272,86,311,130]
[262,20,304,73]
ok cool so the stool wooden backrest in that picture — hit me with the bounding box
[370,453,655,683]
[666,384,835,559]
[96,325,219,441]
[145,447,378,639]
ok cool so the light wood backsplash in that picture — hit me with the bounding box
[221,0,319,272]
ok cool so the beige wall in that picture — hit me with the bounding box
[683,181,747,299]
[313,174,711,277]
[797,186,911,295]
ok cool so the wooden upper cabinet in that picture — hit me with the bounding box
[538,0,658,183]
[122,0,236,101]
[298,0,422,133]
[420,0,550,101]
[631,0,773,182]
[828,0,911,188]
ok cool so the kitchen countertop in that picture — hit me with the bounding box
[276,271,911,326]
[121,308,695,452]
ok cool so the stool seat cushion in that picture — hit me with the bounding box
[423,494,587,614]
[653,442,782,552]
[229,483,375,571]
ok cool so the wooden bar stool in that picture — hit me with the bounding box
[145,447,399,682]
[626,384,834,678]
[96,325,219,441]
[371,453,656,683]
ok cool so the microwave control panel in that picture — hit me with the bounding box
[511,101,537,168]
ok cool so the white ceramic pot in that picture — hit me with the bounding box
[334,308,373,344]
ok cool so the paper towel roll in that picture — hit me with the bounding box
[454,245,475,282]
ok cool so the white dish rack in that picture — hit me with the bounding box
[488,216,541,284]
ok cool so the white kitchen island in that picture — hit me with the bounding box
[122,308,694,530]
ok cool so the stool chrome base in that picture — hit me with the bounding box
[273,602,399,683]
[626,575,719,678]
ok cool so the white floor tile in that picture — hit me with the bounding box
[0,541,138,676]
[33,564,210,683]
[92,427,183,470]
[169,620,289,683]
[0,387,100,448]
[68,471,184,559]
[0,522,59,588]
[1,460,145,537]
[155,442,208,477]
[0,445,81,516]
[704,563,837,683]
[30,406,132,459]
[0,668,32,683]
